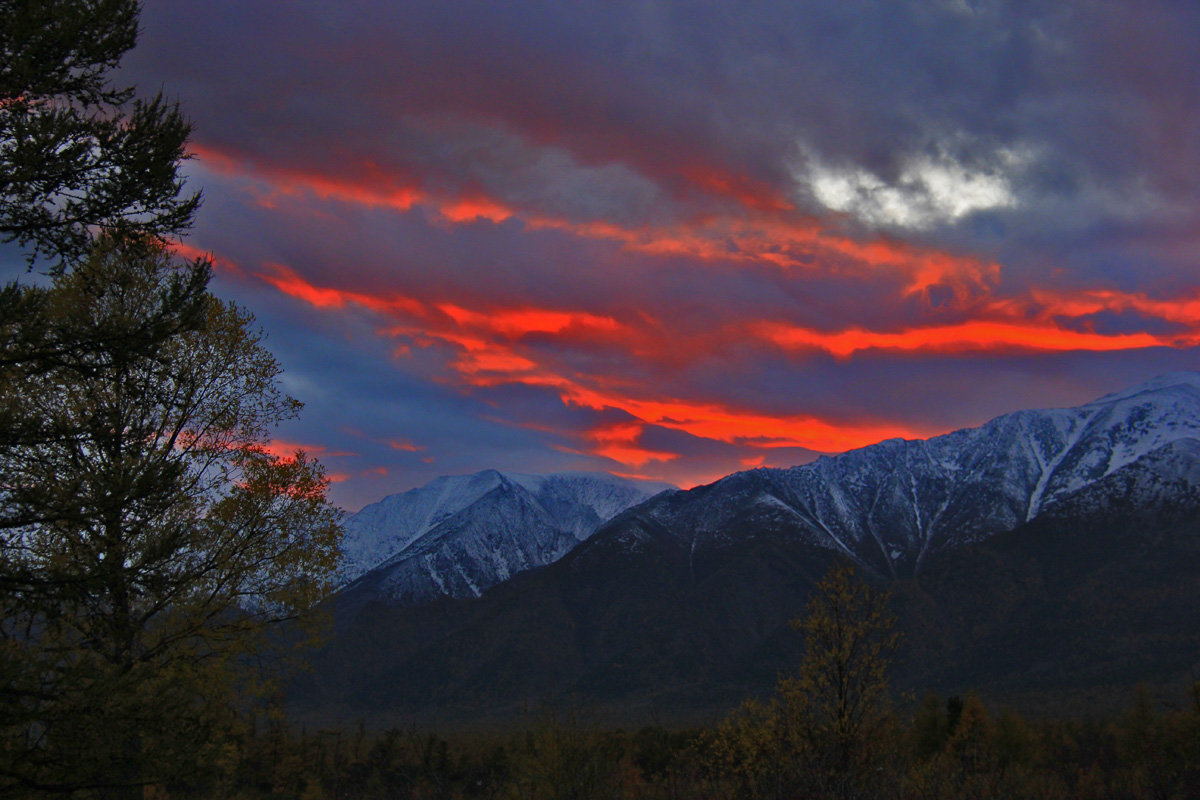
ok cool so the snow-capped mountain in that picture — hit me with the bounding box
[338,470,672,604]
[296,374,1200,720]
[592,372,1200,578]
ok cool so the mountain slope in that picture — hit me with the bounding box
[337,470,672,606]
[896,436,1200,701]
[296,440,1200,724]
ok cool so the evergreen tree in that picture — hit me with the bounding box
[1,0,199,271]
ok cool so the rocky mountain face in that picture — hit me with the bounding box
[597,372,1200,578]
[293,375,1200,725]
[337,470,672,606]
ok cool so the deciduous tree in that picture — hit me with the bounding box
[707,563,900,799]
[0,237,342,797]
[781,562,901,799]
[1,3,339,797]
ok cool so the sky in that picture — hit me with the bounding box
[52,0,1200,510]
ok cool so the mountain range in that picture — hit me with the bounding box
[293,373,1200,726]
[588,371,1200,580]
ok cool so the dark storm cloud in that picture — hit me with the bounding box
[132,1,1200,234]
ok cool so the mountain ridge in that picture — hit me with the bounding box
[595,372,1200,579]
[291,374,1200,724]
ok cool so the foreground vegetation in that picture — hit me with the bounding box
[165,565,1200,800]
[159,684,1200,800]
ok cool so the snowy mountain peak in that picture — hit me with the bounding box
[336,471,505,581]
[1087,371,1200,406]
[338,470,673,602]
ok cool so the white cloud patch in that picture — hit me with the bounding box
[796,142,1029,231]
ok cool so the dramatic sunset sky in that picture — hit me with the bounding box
[92,2,1200,508]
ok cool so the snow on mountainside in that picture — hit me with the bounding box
[339,470,507,583]
[338,470,673,604]
[591,373,1200,578]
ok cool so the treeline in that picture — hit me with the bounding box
[165,685,1200,800]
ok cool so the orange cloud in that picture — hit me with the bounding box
[439,195,515,223]
[471,364,926,452]
[167,240,243,276]
[191,143,424,213]
[187,143,239,174]
[260,263,426,316]
[386,324,544,377]
[758,319,1182,359]
[680,165,796,212]
[258,267,927,454]
[437,303,623,340]
[259,440,318,459]
[261,173,422,212]
[994,287,1200,327]
[754,281,1200,361]
[510,195,1002,302]
[251,247,1200,476]
[447,335,541,375]
[564,386,925,451]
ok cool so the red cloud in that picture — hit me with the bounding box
[255,266,926,454]
[260,439,357,460]
[168,240,242,275]
[255,260,1200,472]
[191,139,1001,301]
[261,263,425,316]
[754,284,1200,360]
[679,165,796,212]
[191,143,424,213]
[992,287,1200,327]
[436,303,622,339]
[439,196,515,223]
[757,319,1178,359]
